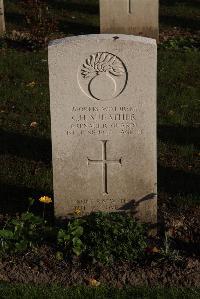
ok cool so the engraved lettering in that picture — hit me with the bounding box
[67,105,141,137]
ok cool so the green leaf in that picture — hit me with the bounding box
[57,229,70,243]
[28,197,35,207]
[71,226,83,237]
[56,251,64,261]
[0,230,14,239]
[72,247,82,256]
[72,237,83,247]
[14,240,28,252]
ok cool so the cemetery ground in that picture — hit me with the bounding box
[0,0,200,296]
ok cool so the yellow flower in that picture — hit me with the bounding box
[88,278,100,287]
[74,207,81,216]
[39,196,52,204]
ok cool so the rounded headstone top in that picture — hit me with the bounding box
[48,34,157,48]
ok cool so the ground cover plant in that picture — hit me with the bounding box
[58,212,147,264]
[0,207,147,263]
[0,0,199,290]
[0,211,46,255]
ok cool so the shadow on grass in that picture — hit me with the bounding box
[46,0,99,15]
[0,182,53,218]
[0,131,53,216]
[158,125,200,147]
[158,164,200,197]
[160,15,200,31]
[160,0,200,8]
[58,20,99,35]
[0,130,52,164]
[47,0,99,36]
[5,12,26,28]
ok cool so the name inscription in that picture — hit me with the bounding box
[66,105,142,136]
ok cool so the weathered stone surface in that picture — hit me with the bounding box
[100,0,159,40]
[49,34,157,224]
[0,0,5,35]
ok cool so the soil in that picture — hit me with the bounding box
[0,246,199,287]
[159,28,200,43]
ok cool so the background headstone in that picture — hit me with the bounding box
[100,0,159,40]
[0,0,5,35]
[49,34,157,224]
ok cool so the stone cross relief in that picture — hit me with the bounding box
[128,0,133,14]
[87,140,122,195]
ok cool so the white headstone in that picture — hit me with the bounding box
[100,0,159,41]
[0,0,5,35]
[49,34,157,224]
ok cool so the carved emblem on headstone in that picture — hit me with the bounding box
[78,52,127,101]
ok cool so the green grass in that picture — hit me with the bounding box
[4,0,99,37]
[0,49,52,214]
[160,0,200,33]
[157,49,200,205]
[0,284,199,299]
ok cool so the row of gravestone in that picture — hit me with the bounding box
[0,1,159,40]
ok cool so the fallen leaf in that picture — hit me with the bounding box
[168,110,175,116]
[26,81,36,88]
[88,278,100,287]
[145,246,160,254]
[30,121,38,128]
[152,246,160,253]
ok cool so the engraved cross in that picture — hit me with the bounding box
[87,140,122,195]
[128,0,133,14]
